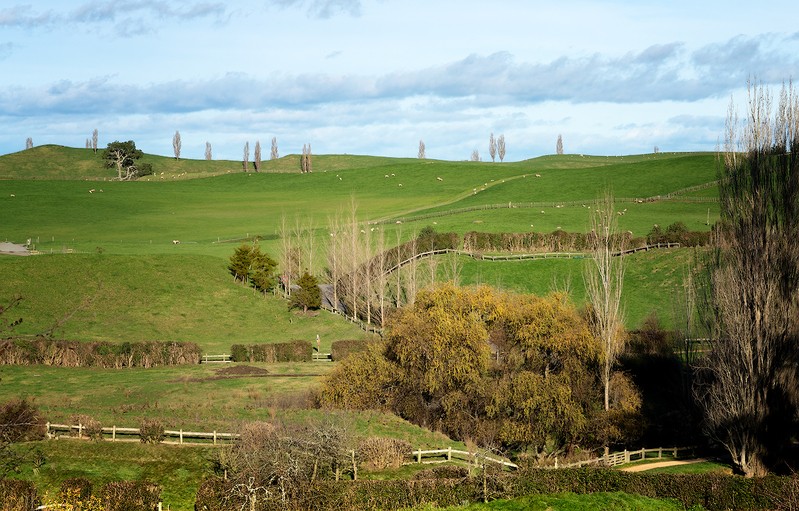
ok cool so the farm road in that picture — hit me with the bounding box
[621,459,708,472]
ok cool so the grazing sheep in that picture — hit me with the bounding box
[436,177,443,181]
[89,189,95,193]
[535,173,541,178]
[10,194,15,197]
[398,183,403,187]
[172,240,181,245]
[396,220,402,224]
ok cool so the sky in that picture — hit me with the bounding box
[1,0,798,161]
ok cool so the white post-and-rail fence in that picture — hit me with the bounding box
[46,422,239,446]
[410,447,519,470]
[409,445,697,471]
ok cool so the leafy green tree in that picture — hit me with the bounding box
[290,272,321,313]
[102,140,152,180]
[228,244,278,294]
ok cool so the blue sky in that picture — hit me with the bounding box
[1,1,798,161]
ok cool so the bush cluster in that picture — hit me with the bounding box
[356,437,411,470]
[230,340,312,363]
[0,338,201,367]
[0,398,45,444]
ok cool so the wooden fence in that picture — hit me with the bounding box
[46,422,239,445]
[201,354,231,363]
[408,445,696,470]
[409,447,518,470]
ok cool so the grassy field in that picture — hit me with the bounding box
[0,146,723,507]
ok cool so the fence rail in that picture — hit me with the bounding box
[46,422,239,445]
[201,354,231,363]
[408,445,696,471]
[409,447,519,470]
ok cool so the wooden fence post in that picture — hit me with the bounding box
[554,457,558,469]
[658,447,662,459]
[447,446,452,461]
[624,450,630,463]
[78,423,83,439]
[604,446,609,465]
[213,431,217,445]
[112,425,116,442]
[46,422,50,439]
[417,448,421,464]
[351,450,357,481]
[179,429,183,444]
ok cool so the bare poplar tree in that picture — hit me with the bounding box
[695,80,799,477]
[243,141,249,172]
[584,192,626,411]
[270,137,279,160]
[205,142,212,160]
[85,138,91,149]
[92,129,98,153]
[470,149,480,162]
[418,140,426,159]
[306,144,312,173]
[25,137,32,150]
[301,144,308,173]
[556,134,564,155]
[254,140,262,172]
[488,132,497,162]
[497,134,506,162]
[172,130,181,160]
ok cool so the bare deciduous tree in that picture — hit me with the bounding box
[85,138,91,149]
[254,140,262,172]
[204,142,212,160]
[271,137,279,160]
[92,129,98,154]
[418,140,426,159]
[243,141,249,172]
[488,132,496,162]
[497,134,506,162]
[470,149,480,162]
[556,134,564,155]
[584,192,626,411]
[695,80,799,477]
[172,130,181,160]
[25,137,32,150]
[301,144,312,173]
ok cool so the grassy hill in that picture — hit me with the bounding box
[0,145,719,335]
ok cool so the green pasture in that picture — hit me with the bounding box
[0,254,371,351]
[448,247,700,329]
[9,440,213,511]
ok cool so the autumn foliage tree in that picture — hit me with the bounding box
[321,284,630,452]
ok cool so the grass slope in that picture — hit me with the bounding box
[0,253,370,351]
[413,492,695,510]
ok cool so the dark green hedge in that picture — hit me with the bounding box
[196,469,799,511]
[0,337,201,367]
[230,340,313,363]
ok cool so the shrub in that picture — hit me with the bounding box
[357,437,412,470]
[0,398,45,444]
[59,478,92,502]
[139,419,164,444]
[98,481,160,511]
[413,465,470,480]
[72,415,103,441]
[231,341,312,363]
[0,479,38,511]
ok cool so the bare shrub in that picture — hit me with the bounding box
[357,437,411,470]
[139,419,164,444]
[72,415,103,441]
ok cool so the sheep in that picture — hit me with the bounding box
[535,173,542,178]
[10,194,15,197]
[89,189,95,193]
[436,177,443,181]
[398,183,403,187]
[172,240,181,245]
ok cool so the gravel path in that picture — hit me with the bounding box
[621,459,708,472]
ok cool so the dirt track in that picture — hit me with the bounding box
[621,459,708,472]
